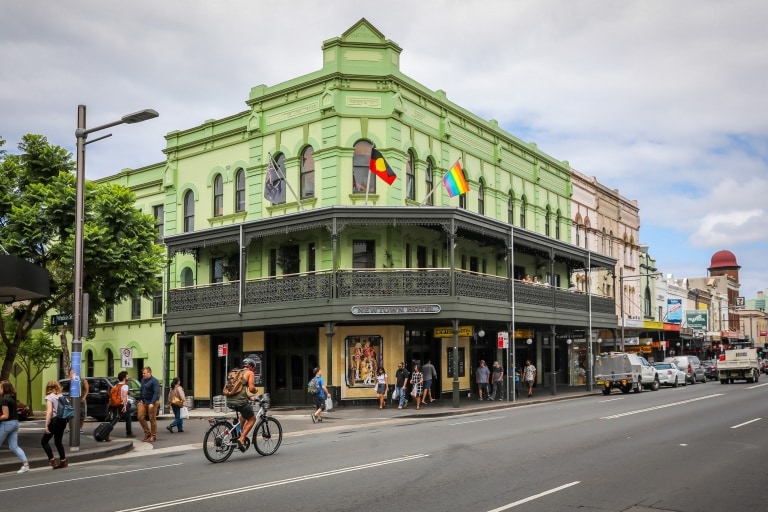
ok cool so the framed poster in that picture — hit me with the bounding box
[346,335,383,387]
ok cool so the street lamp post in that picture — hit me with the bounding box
[71,105,158,449]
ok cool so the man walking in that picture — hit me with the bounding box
[310,367,330,423]
[138,366,159,442]
[489,361,505,400]
[476,360,490,400]
[394,362,410,409]
[421,359,437,404]
[523,360,537,397]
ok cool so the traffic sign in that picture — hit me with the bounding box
[50,313,73,327]
[218,343,228,357]
[121,348,133,368]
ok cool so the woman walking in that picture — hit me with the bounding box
[375,367,388,409]
[411,364,424,410]
[41,380,67,469]
[166,377,186,433]
[0,380,30,473]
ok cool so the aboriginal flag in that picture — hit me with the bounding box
[369,148,397,185]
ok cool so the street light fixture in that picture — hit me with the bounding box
[71,105,158,450]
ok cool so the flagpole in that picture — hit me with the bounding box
[419,158,462,206]
[268,153,305,211]
[364,161,373,206]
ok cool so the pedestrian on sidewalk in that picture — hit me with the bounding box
[375,367,388,409]
[41,380,67,469]
[489,361,505,400]
[394,362,410,409]
[476,360,490,400]
[410,364,424,410]
[310,367,329,423]
[111,371,135,438]
[421,359,437,404]
[166,377,186,433]
[523,360,537,397]
[0,380,30,473]
[138,366,160,442]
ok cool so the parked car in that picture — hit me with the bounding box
[701,360,718,380]
[16,401,31,420]
[653,362,687,387]
[59,376,141,422]
[663,355,706,384]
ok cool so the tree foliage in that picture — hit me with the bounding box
[0,134,165,380]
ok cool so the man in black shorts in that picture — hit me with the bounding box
[230,358,258,451]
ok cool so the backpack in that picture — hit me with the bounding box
[222,368,245,397]
[109,383,123,408]
[307,376,320,395]
[57,394,75,420]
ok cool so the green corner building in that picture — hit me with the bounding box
[92,19,616,407]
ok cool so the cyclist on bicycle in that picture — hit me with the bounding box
[230,357,258,452]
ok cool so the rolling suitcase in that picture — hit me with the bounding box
[93,413,119,442]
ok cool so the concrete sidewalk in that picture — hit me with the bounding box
[1,386,598,474]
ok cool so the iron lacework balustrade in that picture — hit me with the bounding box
[167,268,615,315]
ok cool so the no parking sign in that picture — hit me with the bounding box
[121,348,133,368]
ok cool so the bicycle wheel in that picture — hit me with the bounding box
[253,416,283,456]
[203,421,236,463]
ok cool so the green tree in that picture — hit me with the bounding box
[15,331,61,414]
[0,134,165,381]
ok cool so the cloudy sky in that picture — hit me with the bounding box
[2,0,767,298]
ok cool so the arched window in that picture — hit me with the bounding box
[609,231,614,257]
[644,286,652,317]
[406,149,416,201]
[425,158,434,205]
[507,192,514,224]
[459,193,467,209]
[478,179,485,215]
[545,206,552,237]
[181,267,194,287]
[213,174,223,217]
[555,211,561,240]
[575,225,580,247]
[352,141,375,193]
[235,169,245,212]
[106,348,114,377]
[301,146,315,199]
[86,350,94,377]
[183,190,194,233]
[270,154,287,204]
[519,197,527,229]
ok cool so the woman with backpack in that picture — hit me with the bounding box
[41,380,68,469]
[166,377,186,433]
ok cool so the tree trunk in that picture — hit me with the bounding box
[0,343,20,382]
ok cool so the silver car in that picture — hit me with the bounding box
[653,362,687,388]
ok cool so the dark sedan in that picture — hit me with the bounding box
[702,360,718,381]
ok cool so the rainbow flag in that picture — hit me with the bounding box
[442,160,469,197]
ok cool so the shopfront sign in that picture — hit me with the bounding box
[351,304,441,315]
[685,310,708,331]
[434,325,473,338]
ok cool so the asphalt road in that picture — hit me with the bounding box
[3,381,767,511]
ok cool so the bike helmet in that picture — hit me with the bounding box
[242,357,256,368]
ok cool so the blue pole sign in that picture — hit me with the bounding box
[70,351,82,398]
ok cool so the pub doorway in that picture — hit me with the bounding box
[269,330,318,406]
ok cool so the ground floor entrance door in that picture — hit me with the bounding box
[269,330,318,406]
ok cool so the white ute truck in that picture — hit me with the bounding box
[594,352,660,395]
[718,348,761,384]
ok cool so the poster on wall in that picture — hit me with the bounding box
[345,335,383,387]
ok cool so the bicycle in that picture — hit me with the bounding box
[203,393,283,463]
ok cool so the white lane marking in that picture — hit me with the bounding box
[731,418,762,429]
[600,394,723,419]
[450,416,507,426]
[599,398,624,403]
[0,463,183,493]
[486,481,581,511]
[116,454,430,512]
[745,382,768,389]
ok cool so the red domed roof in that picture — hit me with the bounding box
[709,250,739,269]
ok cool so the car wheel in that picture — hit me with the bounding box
[602,388,611,396]
[650,379,659,391]
[673,377,678,388]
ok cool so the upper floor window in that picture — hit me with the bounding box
[267,154,287,204]
[545,206,551,237]
[213,174,224,217]
[353,240,375,268]
[609,231,614,257]
[105,305,114,322]
[131,297,141,320]
[406,149,415,201]
[211,257,224,284]
[301,146,315,199]
[183,190,195,233]
[425,158,434,206]
[520,197,527,229]
[555,212,561,240]
[153,205,164,240]
[181,267,194,287]
[601,228,607,254]
[307,243,316,272]
[507,193,514,224]
[235,169,246,212]
[478,179,485,215]
[152,278,163,317]
[575,225,581,248]
[352,141,375,194]
[106,348,114,377]
[644,286,652,317]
